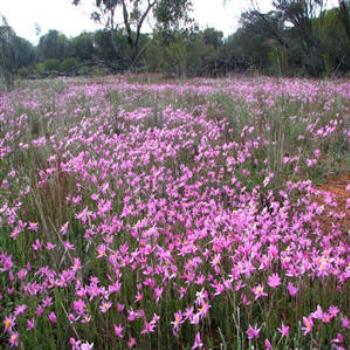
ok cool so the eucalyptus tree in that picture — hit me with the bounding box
[0,16,16,89]
[73,0,193,64]
[339,0,350,40]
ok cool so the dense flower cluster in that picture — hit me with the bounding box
[0,76,349,349]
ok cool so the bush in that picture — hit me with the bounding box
[42,59,61,72]
[60,57,78,74]
[33,59,62,77]
[34,62,46,76]
[16,66,33,78]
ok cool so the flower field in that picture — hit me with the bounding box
[0,75,350,349]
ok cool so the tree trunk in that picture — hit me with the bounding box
[4,70,14,91]
[339,0,350,41]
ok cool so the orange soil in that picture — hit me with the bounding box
[314,173,350,233]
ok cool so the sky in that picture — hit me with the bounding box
[0,0,275,44]
[0,0,338,44]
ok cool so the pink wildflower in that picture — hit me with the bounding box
[341,316,350,329]
[267,273,281,289]
[264,338,272,350]
[26,318,35,331]
[48,312,57,324]
[192,332,203,349]
[287,282,298,296]
[252,284,268,300]
[332,333,344,344]
[328,306,340,318]
[278,322,290,337]
[9,332,20,348]
[198,302,211,318]
[81,342,94,350]
[311,305,323,320]
[3,315,15,333]
[113,324,124,338]
[302,316,314,335]
[73,299,86,316]
[171,311,183,334]
[141,320,155,334]
[128,337,137,348]
[246,324,260,340]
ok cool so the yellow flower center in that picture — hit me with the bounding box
[4,319,12,330]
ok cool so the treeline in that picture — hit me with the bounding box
[1,27,239,79]
[1,1,350,89]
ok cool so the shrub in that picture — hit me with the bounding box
[60,57,79,74]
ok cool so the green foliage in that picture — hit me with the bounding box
[145,29,226,77]
[72,0,194,66]
[60,57,79,73]
[13,36,35,67]
[42,59,61,72]
[38,30,70,61]
[71,32,95,60]
[0,17,35,90]
[231,3,350,77]
[154,0,194,33]
[3,2,350,79]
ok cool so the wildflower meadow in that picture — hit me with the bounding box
[0,75,350,349]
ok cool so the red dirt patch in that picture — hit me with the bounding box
[314,173,350,233]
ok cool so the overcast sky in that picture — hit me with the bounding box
[0,0,275,44]
[0,0,337,44]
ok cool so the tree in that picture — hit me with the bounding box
[94,29,149,69]
[153,0,194,37]
[0,16,34,90]
[71,32,96,61]
[73,0,193,64]
[38,30,70,61]
[272,1,329,75]
[145,28,227,78]
[339,0,350,40]
[315,7,350,73]
[230,15,274,72]
[13,36,35,68]
[0,17,16,90]
[202,28,223,49]
[236,1,332,75]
